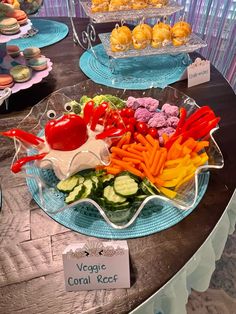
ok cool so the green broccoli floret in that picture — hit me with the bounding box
[80,95,92,106]
[104,94,125,109]
[93,95,106,106]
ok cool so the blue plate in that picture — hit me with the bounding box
[7,19,69,50]
[79,44,191,90]
[26,166,209,239]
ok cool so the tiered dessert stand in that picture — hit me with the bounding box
[67,0,207,82]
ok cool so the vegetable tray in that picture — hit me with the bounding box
[8,80,224,236]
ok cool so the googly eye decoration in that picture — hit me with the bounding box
[64,103,73,112]
[47,110,57,119]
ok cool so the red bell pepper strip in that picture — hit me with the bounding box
[11,153,47,173]
[175,107,187,135]
[192,117,220,139]
[83,100,95,125]
[90,102,109,131]
[182,106,214,131]
[96,128,126,140]
[1,128,44,146]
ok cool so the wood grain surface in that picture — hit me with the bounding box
[0,17,235,314]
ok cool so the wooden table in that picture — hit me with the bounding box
[0,17,236,314]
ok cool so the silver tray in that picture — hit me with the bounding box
[99,32,207,59]
[79,0,184,23]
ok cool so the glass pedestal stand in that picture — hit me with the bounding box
[66,0,207,87]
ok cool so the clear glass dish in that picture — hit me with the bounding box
[79,0,184,23]
[8,80,224,230]
[99,32,207,59]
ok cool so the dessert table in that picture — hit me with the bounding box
[0,17,236,314]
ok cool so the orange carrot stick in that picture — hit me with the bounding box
[140,162,155,183]
[150,149,162,174]
[105,166,121,175]
[142,151,150,168]
[111,159,144,178]
[149,142,158,166]
[145,134,156,147]
[131,144,148,152]
[127,147,143,157]
[154,150,167,176]
[137,134,152,149]
[123,157,141,164]
[111,147,144,161]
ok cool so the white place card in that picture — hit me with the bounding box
[187,58,210,88]
[63,240,130,291]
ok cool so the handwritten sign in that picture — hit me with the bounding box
[63,240,130,291]
[187,58,210,88]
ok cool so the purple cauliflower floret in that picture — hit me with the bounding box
[162,103,179,117]
[134,108,155,122]
[126,97,140,110]
[141,97,159,112]
[126,97,159,111]
[148,112,167,128]
[158,127,176,137]
[167,116,180,128]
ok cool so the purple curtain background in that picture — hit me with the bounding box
[37,0,236,92]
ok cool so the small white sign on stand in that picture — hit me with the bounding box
[63,240,130,291]
[187,58,210,88]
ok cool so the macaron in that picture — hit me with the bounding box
[28,57,48,71]
[23,47,41,60]
[0,17,20,35]
[0,74,14,89]
[10,65,32,83]
[7,9,28,25]
[6,45,20,58]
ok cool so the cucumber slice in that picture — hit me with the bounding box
[141,179,160,196]
[80,179,95,199]
[57,176,80,193]
[102,174,115,183]
[90,176,99,188]
[103,186,127,204]
[65,185,86,204]
[114,175,138,197]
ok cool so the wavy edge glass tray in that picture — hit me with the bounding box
[98,33,207,59]
[11,80,224,231]
[79,0,184,23]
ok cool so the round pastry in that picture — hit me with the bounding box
[91,0,109,12]
[153,21,171,32]
[171,21,192,46]
[152,27,172,48]
[132,0,148,10]
[7,9,28,25]
[0,74,14,89]
[23,47,41,59]
[28,57,48,71]
[0,17,20,35]
[6,45,20,57]
[132,23,152,49]
[110,25,132,52]
[172,21,192,35]
[10,65,32,82]
[109,0,131,11]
